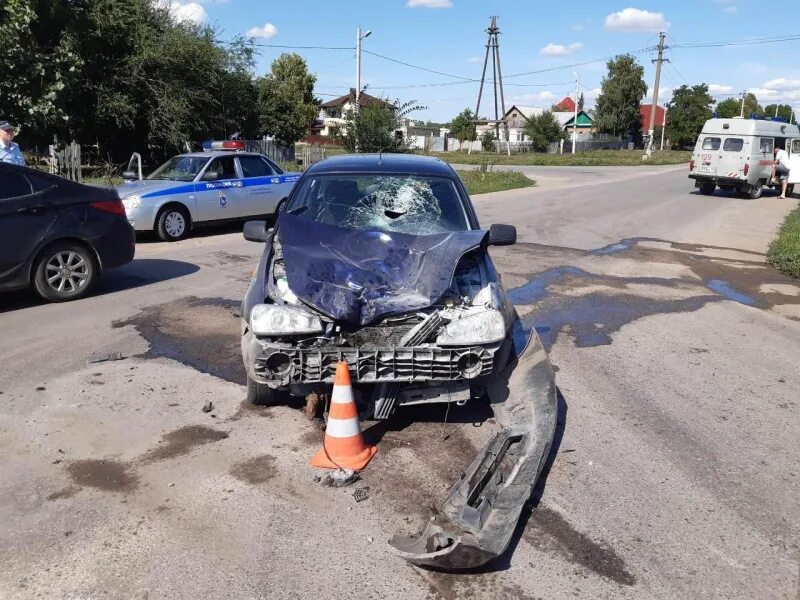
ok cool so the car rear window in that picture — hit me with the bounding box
[702,137,721,150]
[0,172,32,199]
[759,138,774,153]
[239,155,274,178]
[723,138,744,152]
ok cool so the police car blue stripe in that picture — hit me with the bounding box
[140,173,301,199]
[141,183,196,199]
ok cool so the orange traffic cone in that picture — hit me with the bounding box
[311,361,377,471]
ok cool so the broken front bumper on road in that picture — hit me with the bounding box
[389,318,558,569]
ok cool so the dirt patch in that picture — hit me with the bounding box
[227,399,275,421]
[230,454,277,485]
[140,425,229,463]
[212,251,251,265]
[523,505,635,586]
[46,485,81,501]
[420,570,540,600]
[113,296,245,384]
[66,459,139,493]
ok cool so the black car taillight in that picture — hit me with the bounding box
[90,199,126,216]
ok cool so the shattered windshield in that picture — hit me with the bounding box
[147,156,210,181]
[286,174,470,234]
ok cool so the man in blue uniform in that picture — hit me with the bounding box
[0,120,25,165]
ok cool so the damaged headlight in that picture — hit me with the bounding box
[436,309,506,346]
[250,304,323,336]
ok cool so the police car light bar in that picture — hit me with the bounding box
[201,140,246,152]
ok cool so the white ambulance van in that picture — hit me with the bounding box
[688,117,800,198]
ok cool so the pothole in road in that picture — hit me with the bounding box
[113,296,245,385]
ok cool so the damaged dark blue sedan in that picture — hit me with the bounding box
[240,154,557,570]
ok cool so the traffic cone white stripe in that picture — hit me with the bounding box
[324,416,362,438]
[331,384,353,404]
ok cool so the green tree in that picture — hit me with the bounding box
[742,93,762,118]
[715,98,741,118]
[763,103,795,122]
[665,84,714,149]
[480,130,495,151]
[256,53,318,145]
[449,108,476,151]
[334,99,424,153]
[594,54,648,140]
[714,94,762,119]
[523,111,564,152]
[577,92,585,112]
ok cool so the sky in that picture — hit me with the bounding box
[163,0,800,122]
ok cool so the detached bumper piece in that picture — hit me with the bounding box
[254,344,497,385]
[389,320,558,570]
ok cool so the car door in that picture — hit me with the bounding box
[235,154,280,216]
[194,155,241,221]
[0,169,57,285]
[717,136,746,179]
[696,135,721,176]
[789,139,800,185]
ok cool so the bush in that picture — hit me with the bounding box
[523,111,564,152]
[767,204,800,279]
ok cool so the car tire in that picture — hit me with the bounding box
[156,204,190,242]
[747,181,763,200]
[246,377,283,406]
[699,183,716,196]
[33,242,97,302]
[787,184,795,198]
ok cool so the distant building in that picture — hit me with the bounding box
[553,96,576,112]
[640,104,667,133]
[475,105,595,145]
[310,89,397,138]
[552,111,596,138]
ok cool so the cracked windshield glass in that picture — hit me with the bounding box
[287,175,470,234]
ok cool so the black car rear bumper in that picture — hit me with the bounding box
[92,219,136,270]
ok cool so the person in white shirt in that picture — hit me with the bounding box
[0,120,25,165]
[772,146,791,199]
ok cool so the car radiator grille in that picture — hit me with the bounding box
[254,345,496,384]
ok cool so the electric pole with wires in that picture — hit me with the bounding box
[646,32,668,157]
[470,16,510,156]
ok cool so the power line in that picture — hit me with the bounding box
[671,34,800,49]
[362,49,477,82]
[216,39,355,50]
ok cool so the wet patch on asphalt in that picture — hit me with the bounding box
[113,296,245,385]
[504,237,800,349]
[66,459,139,493]
[140,425,229,463]
[46,486,81,501]
[524,505,636,586]
[230,454,277,485]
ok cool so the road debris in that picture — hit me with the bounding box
[317,468,360,488]
[201,401,214,413]
[353,487,370,503]
[87,352,125,364]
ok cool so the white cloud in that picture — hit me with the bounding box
[749,87,779,98]
[763,78,800,91]
[516,91,556,103]
[246,23,278,39]
[722,6,737,14]
[162,1,207,24]
[406,0,452,7]
[604,8,670,33]
[467,56,481,63]
[708,84,734,94]
[540,42,583,56]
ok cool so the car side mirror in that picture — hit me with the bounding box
[121,170,138,181]
[488,224,516,246]
[275,197,289,214]
[243,220,270,243]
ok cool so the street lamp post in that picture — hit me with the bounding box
[355,27,371,109]
[572,71,579,155]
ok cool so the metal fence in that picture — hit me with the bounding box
[243,139,295,163]
[49,141,82,181]
[296,145,327,168]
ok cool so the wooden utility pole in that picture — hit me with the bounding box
[646,32,668,157]
[471,16,510,155]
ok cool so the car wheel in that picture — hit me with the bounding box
[33,242,96,302]
[699,183,716,195]
[787,184,795,197]
[156,205,190,242]
[747,181,763,199]
[246,377,283,406]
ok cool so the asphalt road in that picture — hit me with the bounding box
[1,165,798,599]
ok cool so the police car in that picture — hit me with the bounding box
[116,140,301,241]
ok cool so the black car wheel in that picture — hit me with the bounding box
[156,205,190,242]
[33,242,96,302]
[246,377,283,406]
[699,182,716,196]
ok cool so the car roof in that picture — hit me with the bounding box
[304,153,456,177]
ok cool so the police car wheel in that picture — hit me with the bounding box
[156,205,189,242]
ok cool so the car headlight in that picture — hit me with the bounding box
[250,304,323,336]
[436,309,506,346]
[122,195,141,210]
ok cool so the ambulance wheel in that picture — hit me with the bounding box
[156,204,190,242]
[747,182,763,200]
[787,184,795,198]
[699,183,715,196]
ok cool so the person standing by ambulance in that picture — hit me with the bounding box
[0,120,25,165]
[772,144,791,199]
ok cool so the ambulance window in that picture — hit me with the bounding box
[702,137,721,150]
[759,138,774,153]
[792,139,800,154]
[723,138,743,152]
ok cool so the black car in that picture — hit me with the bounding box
[0,163,135,302]
[239,154,557,569]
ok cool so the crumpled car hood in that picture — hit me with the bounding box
[278,212,488,326]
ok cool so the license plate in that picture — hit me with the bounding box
[698,166,713,174]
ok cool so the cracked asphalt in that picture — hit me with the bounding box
[0,165,798,599]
